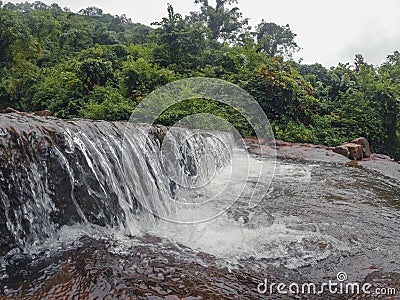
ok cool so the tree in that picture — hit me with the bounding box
[28,68,85,117]
[191,0,249,42]
[0,4,41,109]
[0,1,398,160]
[376,53,400,158]
[120,57,176,102]
[246,57,319,125]
[79,58,114,91]
[32,1,49,11]
[27,9,62,64]
[0,6,37,67]
[79,6,104,17]
[80,86,134,121]
[354,54,367,71]
[152,4,209,70]
[255,21,300,58]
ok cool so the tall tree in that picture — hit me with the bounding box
[79,6,104,17]
[377,52,400,158]
[152,4,208,70]
[191,0,249,42]
[354,54,367,69]
[255,21,300,58]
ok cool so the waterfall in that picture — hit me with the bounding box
[0,114,233,255]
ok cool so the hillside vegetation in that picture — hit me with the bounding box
[0,1,399,159]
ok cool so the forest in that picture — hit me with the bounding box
[0,0,399,160]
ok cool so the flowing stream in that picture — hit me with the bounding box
[0,114,399,299]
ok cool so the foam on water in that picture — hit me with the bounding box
[150,152,350,269]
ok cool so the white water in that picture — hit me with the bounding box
[150,152,350,269]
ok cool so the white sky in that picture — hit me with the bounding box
[6,0,400,67]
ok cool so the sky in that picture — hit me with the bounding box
[6,0,400,67]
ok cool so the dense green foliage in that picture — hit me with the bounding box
[0,1,399,159]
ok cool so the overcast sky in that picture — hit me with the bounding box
[6,0,400,67]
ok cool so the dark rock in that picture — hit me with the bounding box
[1,236,269,299]
[0,114,232,257]
[245,137,349,163]
[247,144,276,158]
[0,114,141,255]
[333,138,372,160]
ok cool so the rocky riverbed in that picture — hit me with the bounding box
[0,114,399,299]
[244,138,400,182]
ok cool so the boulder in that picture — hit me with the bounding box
[334,143,363,160]
[344,143,363,160]
[352,137,371,158]
[333,138,372,160]
[35,110,51,117]
[345,143,363,160]
[333,145,350,158]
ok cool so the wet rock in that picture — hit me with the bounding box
[275,140,292,147]
[147,296,164,300]
[368,153,394,161]
[277,145,350,163]
[243,137,268,145]
[246,144,276,158]
[244,138,350,163]
[359,156,400,181]
[1,236,271,299]
[0,114,142,255]
[165,295,181,300]
[0,114,234,257]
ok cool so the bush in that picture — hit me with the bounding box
[273,121,319,144]
[120,57,177,102]
[79,86,134,121]
[156,99,254,136]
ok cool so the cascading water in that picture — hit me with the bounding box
[0,114,399,299]
[0,114,235,255]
